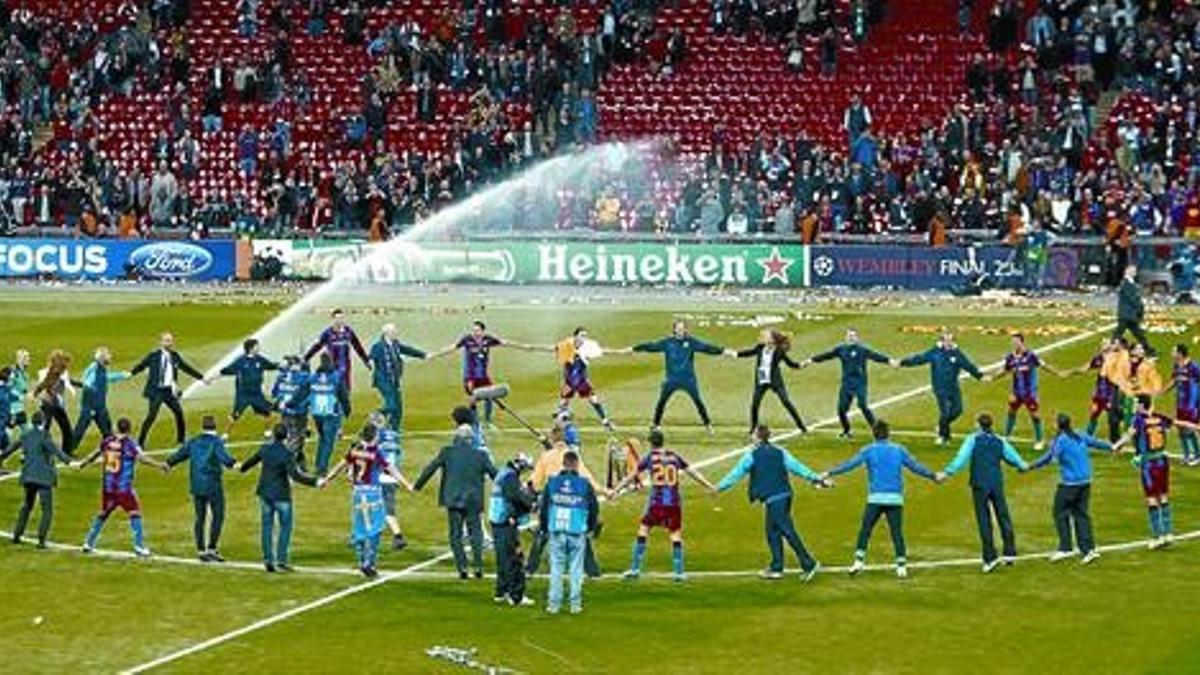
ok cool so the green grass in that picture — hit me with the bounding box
[0,286,1198,673]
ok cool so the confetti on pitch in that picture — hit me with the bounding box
[426,646,521,674]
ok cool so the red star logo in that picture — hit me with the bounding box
[756,246,794,285]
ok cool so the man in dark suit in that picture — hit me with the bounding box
[1114,265,1154,356]
[413,407,498,579]
[0,411,74,547]
[129,332,210,449]
[734,329,807,436]
[240,423,319,572]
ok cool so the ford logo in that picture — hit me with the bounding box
[129,242,214,279]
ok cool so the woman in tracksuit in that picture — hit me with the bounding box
[734,329,807,436]
[1029,413,1113,565]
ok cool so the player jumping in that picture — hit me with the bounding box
[554,327,616,431]
[1114,396,1198,549]
[319,423,413,578]
[76,418,169,557]
[612,429,716,582]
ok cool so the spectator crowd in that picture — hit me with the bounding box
[0,0,1196,247]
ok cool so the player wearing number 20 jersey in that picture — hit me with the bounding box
[613,430,717,582]
[638,450,689,532]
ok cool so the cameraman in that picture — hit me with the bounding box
[488,452,536,606]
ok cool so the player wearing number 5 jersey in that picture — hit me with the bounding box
[319,424,412,578]
[77,418,168,557]
[612,429,716,583]
[1114,396,1200,550]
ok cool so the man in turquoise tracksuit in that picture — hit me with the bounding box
[936,413,1029,572]
[166,415,238,562]
[217,338,280,435]
[824,420,938,579]
[292,353,347,474]
[717,424,827,580]
[539,450,599,615]
[72,347,130,450]
[369,323,427,431]
[1029,413,1113,565]
[805,328,892,438]
[630,320,727,433]
[898,331,984,444]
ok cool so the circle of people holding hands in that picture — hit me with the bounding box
[0,307,1193,614]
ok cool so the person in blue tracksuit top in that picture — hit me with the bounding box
[625,320,728,433]
[935,413,1029,572]
[217,338,280,436]
[539,450,599,615]
[823,420,939,579]
[369,323,427,431]
[803,328,893,438]
[166,415,238,562]
[272,356,311,468]
[290,353,347,474]
[71,347,130,450]
[717,424,829,581]
[898,331,984,444]
[1029,413,1113,565]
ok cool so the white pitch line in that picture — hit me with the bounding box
[120,549,456,674]
[690,323,1116,471]
[9,525,1198,583]
[0,472,19,482]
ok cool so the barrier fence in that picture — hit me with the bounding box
[0,236,1180,291]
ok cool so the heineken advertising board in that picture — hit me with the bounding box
[254,240,810,287]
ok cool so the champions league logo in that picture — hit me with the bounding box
[812,255,835,278]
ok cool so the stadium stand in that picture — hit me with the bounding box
[0,0,1195,242]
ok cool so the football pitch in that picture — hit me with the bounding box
[1,284,1198,674]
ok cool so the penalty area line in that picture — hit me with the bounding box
[120,549,456,674]
[690,323,1116,471]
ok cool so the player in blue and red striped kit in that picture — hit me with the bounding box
[1115,396,1200,549]
[993,334,1062,450]
[612,429,716,582]
[77,418,168,556]
[430,321,539,426]
[304,309,370,412]
[320,423,412,577]
[1166,344,1200,465]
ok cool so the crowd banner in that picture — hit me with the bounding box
[806,244,1079,290]
[255,239,811,288]
[0,239,239,281]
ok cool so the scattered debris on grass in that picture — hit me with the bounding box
[426,645,521,674]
